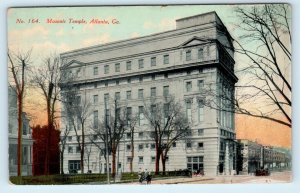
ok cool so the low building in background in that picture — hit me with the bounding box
[237,139,291,175]
[8,87,33,176]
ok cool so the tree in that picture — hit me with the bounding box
[59,125,71,174]
[127,113,139,173]
[143,96,190,174]
[62,88,92,174]
[8,49,31,177]
[91,99,127,178]
[31,55,61,175]
[233,4,291,127]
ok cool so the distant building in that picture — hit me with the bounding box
[237,139,291,174]
[8,87,33,176]
[60,12,237,176]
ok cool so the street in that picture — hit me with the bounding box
[130,171,291,184]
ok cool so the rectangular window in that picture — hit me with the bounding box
[150,143,155,150]
[68,160,80,172]
[138,132,143,138]
[126,107,132,125]
[115,92,120,101]
[115,63,120,72]
[138,144,144,151]
[163,54,169,64]
[68,136,72,141]
[126,90,131,100]
[151,74,155,80]
[186,81,192,92]
[198,48,204,60]
[151,156,155,163]
[116,80,119,85]
[104,65,109,74]
[139,76,143,82]
[186,100,192,122]
[198,129,204,136]
[186,50,191,61]
[104,93,109,104]
[186,142,192,148]
[198,80,204,90]
[138,89,144,99]
[172,142,176,147]
[93,135,97,140]
[68,146,73,153]
[138,59,144,69]
[93,66,98,75]
[151,87,156,97]
[127,157,132,163]
[198,99,204,122]
[93,95,98,104]
[151,57,156,66]
[163,103,169,123]
[76,146,80,153]
[139,106,144,125]
[198,142,204,149]
[163,86,169,97]
[138,156,144,163]
[126,61,131,70]
[126,133,131,139]
[93,110,98,128]
[127,78,131,83]
[126,144,131,151]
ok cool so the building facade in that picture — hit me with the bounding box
[8,87,33,176]
[237,139,291,174]
[60,12,237,176]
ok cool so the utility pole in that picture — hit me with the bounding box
[104,101,110,184]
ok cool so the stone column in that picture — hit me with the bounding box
[224,141,230,175]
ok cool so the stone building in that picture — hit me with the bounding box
[60,11,237,176]
[8,87,33,176]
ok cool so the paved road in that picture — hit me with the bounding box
[131,171,291,184]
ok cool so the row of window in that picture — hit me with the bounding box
[91,79,205,104]
[127,156,169,164]
[93,86,170,103]
[92,47,209,76]
[93,54,170,76]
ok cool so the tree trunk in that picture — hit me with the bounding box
[44,101,52,175]
[155,140,160,174]
[130,133,134,173]
[17,95,23,176]
[80,124,85,174]
[161,154,166,175]
[112,144,116,178]
[60,150,64,174]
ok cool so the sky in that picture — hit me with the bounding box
[7,5,291,148]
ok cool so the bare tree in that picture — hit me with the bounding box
[127,113,139,173]
[143,96,190,174]
[31,55,61,175]
[232,4,291,127]
[8,49,31,177]
[59,125,70,174]
[84,143,93,172]
[62,88,92,174]
[91,99,127,178]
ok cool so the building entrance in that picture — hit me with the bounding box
[187,156,204,173]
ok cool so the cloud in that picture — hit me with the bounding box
[143,18,176,31]
[9,25,49,40]
[82,33,112,47]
